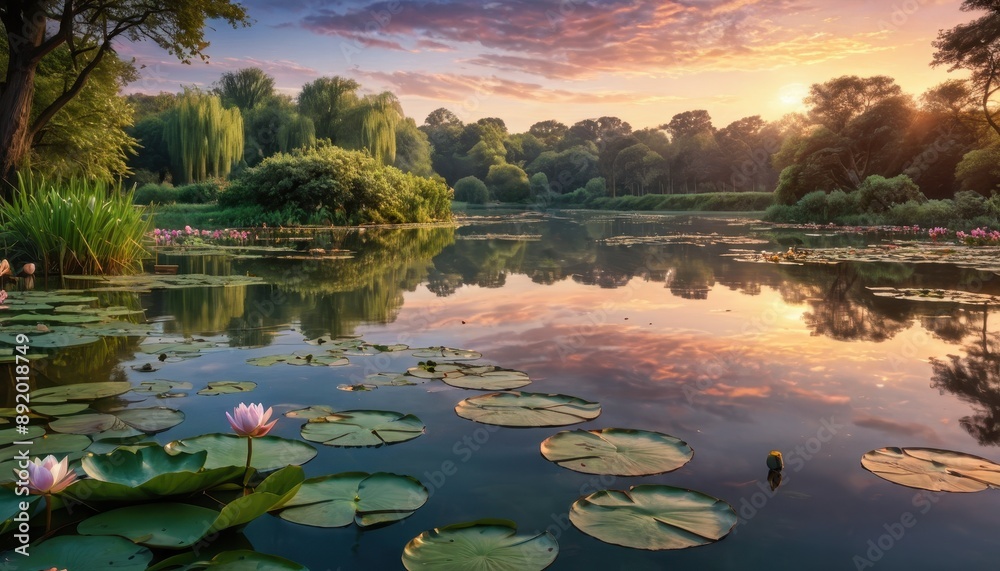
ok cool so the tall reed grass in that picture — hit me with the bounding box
[0,173,150,275]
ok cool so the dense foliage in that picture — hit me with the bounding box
[219,144,451,225]
[0,174,149,275]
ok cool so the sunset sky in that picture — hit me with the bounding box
[122,0,972,132]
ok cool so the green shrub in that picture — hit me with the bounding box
[454,176,489,204]
[220,144,451,224]
[857,174,924,213]
[486,164,530,203]
[584,177,607,197]
[953,190,988,220]
[176,179,223,204]
[797,191,830,221]
[134,183,178,205]
[3,173,149,275]
[529,172,550,197]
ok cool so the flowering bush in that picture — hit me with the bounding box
[152,226,250,246]
[928,227,949,241]
[955,227,1000,246]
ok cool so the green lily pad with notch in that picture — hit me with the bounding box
[11,292,99,305]
[569,485,737,550]
[278,471,428,528]
[48,407,184,435]
[861,447,1000,492]
[540,428,694,476]
[0,302,53,311]
[148,550,307,571]
[85,437,159,455]
[74,447,243,501]
[0,425,44,445]
[198,381,257,396]
[165,434,317,471]
[300,410,425,447]
[455,392,601,427]
[411,347,482,360]
[78,466,304,548]
[0,331,101,348]
[407,363,463,380]
[1,313,103,324]
[285,405,336,420]
[33,403,91,416]
[441,365,532,391]
[132,380,193,397]
[31,381,132,403]
[140,340,218,354]
[366,373,419,386]
[0,348,47,363]
[3,535,152,570]
[401,519,558,571]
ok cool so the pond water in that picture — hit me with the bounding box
[6,210,1000,570]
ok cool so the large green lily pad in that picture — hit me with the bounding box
[0,331,101,348]
[4,535,152,570]
[132,380,193,397]
[285,405,336,420]
[439,365,531,390]
[0,433,92,463]
[165,434,317,470]
[64,273,266,291]
[140,340,218,354]
[0,425,44,445]
[149,550,307,570]
[278,471,428,527]
[48,407,184,435]
[31,381,132,403]
[540,429,694,476]
[455,392,601,427]
[401,519,559,571]
[198,381,257,396]
[300,410,425,447]
[78,466,303,548]
[569,485,737,550]
[72,447,243,501]
[366,372,419,386]
[1,312,103,324]
[247,352,349,367]
[861,447,1000,492]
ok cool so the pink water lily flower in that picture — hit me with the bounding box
[227,403,277,437]
[24,455,76,495]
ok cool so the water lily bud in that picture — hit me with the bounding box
[766,450,784,471]
[227,402,278,437]
[21,263,35,276]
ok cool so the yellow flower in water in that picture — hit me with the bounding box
[766,450,784,471]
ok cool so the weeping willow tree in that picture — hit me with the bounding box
[163,91,244,184]
[342,92,403,165]
[277,114,317,153]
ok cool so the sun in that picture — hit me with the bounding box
[778,83,809,107]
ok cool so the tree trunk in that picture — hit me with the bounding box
[1,3,47,199]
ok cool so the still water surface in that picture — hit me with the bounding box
[21,211,1000,570]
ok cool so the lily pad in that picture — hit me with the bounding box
[411,347,483,360]
[31,381,132,403]
[285,405,336,420]
[48,407,185,435]
[150,550,307,570]
[248,352,349,367]
[74,447,243,501]
[0,331,101,348]
[401,519,559,571]
[0,348,47,363]
[0,433,92,463]
[366,373,419,386]
[407,363,464,380]
[165,434,317,470]
[861,447,1000,492]
[337,383,376,392]
[300,410,425,447]
[569,485,737,550]
[540,429,694,476]
[4,535,152,570]
[455,392,602,427]
[0,425,44,445]
[32,403,91,416]
[198,381,257,396]
[132,380,193,397]
[140,340,218,354]
[441,365,532,391]
[0,312,103,324]
[278,471,428,528]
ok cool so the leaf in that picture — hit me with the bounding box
[284,405,336,420]
[0,331,102,348]
[0,425,44,445]
[861,447,1000,492]
[165,434,317,471]
[401,519,558,571]
[278,471,428,528]
[198,381,257,396]
[132,380,193,397]
[210,465,304,533]
[300,410,425,447]
[79,447,240,494]
[569,485,737,550]
[455,392,601,427]
[366,373,418,386]
[540,429,694,476]
[411,347,482,360]
[152,550,308,570]
[247,352,349,367]
[0,433,92,463]
[78,503,219,549]
[2,535,151,570]
[440,365,532,391]
[48,407,184,435]
[31,381,132,403]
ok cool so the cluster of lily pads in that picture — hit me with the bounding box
[0,337,745,570]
